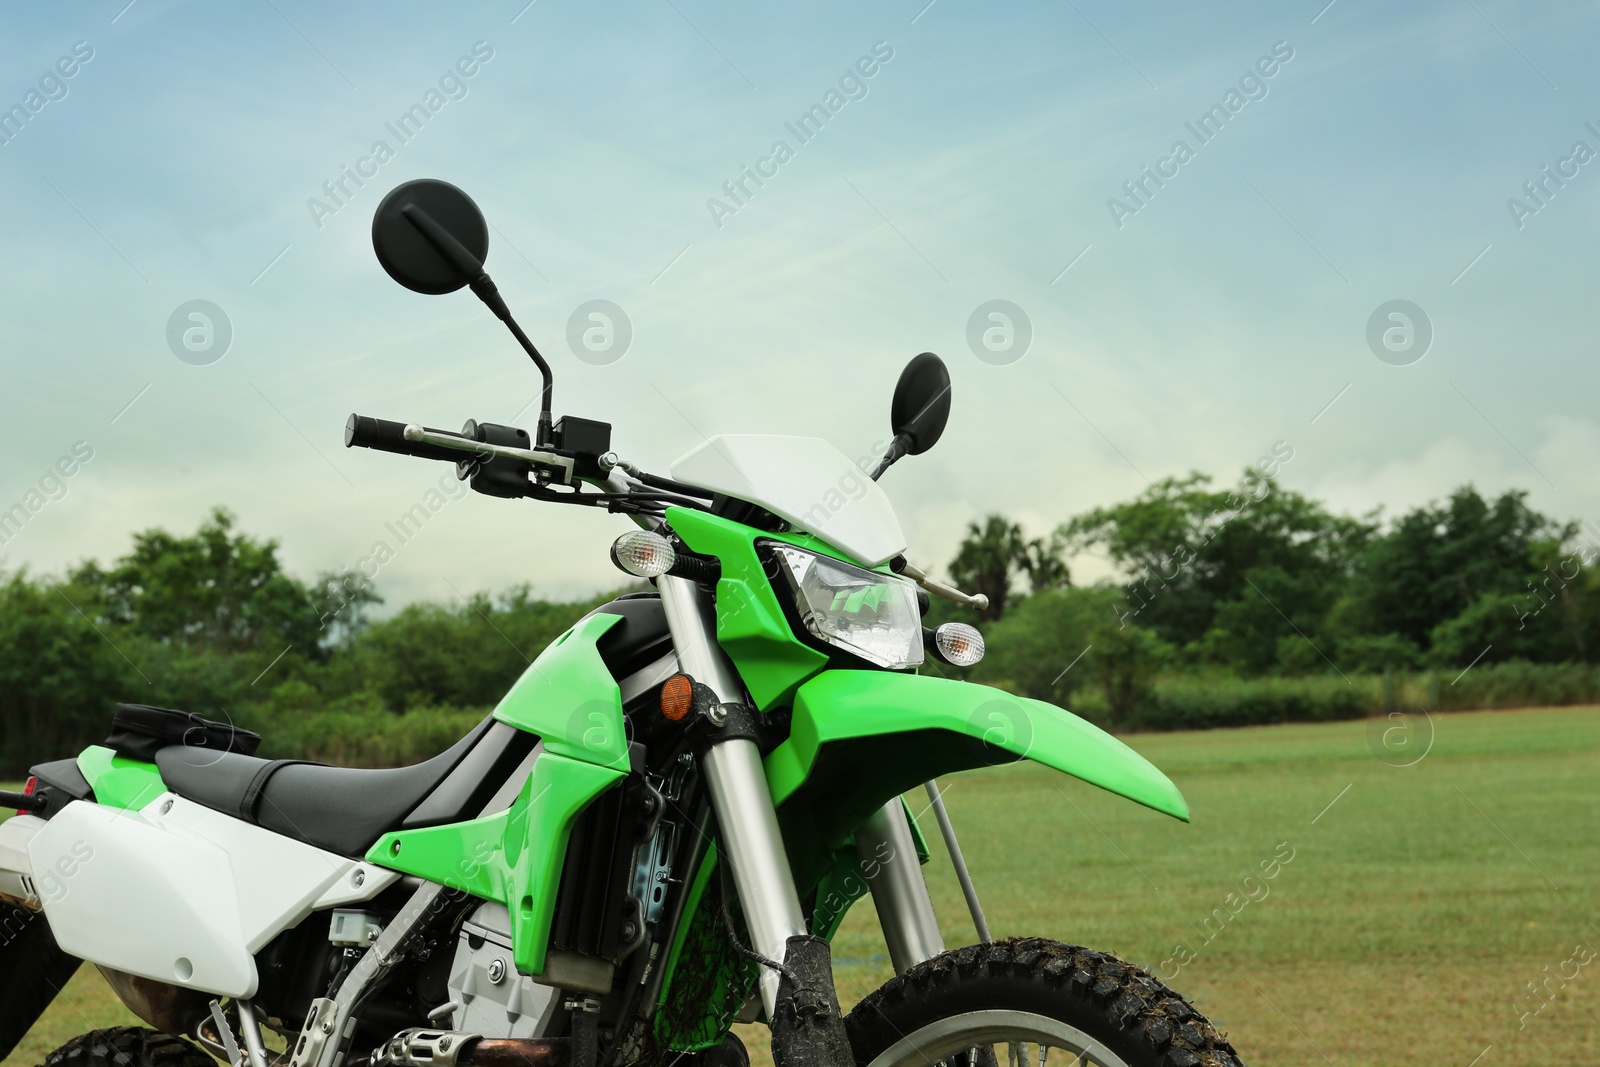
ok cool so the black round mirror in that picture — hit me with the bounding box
[372,179,490,295]
[890,352,951,455]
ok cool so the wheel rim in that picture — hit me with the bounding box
[862,1009,1132,1067]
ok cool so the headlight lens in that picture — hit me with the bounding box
[767,543,925,669]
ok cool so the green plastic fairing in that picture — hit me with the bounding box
[367,751,623,976]
[493,612,629,771]
[76,745,166,811]
[766,671,1189,891]
[657,670,1160,1049]
[666,507,847,710]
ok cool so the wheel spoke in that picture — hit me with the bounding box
[861,1008,1132,1067]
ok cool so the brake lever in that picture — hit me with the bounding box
[893,558,990,611]
[402,424,576,484]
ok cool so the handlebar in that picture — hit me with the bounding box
[344,411,713,518]
[344,413,475,463]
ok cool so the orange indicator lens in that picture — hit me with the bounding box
[661,674,694,721]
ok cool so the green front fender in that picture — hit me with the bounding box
[765,671,1188,891]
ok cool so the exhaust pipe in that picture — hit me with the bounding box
[462,1038,567,1067]
[370,1030,567,1067]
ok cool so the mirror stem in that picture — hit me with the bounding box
[399,202,556,446]
[869,434,911,481]
[470,274,555,446]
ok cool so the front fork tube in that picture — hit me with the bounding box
[658,576,809,1019]
[660,575,958,1015]
[853,801,945,974]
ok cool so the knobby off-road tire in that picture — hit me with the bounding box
[845,938,1245,1067]
[40,1027,216,1067]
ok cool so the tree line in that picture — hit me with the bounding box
[0,470,1592,771]
[0,509,608,772]
[945,469,1599,717]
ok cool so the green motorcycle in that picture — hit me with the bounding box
[0,179,1242,1067]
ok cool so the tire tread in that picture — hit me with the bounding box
[40,1027,217,1067]
[845,937,1244,1067]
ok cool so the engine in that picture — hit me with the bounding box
[443,902,564,1039]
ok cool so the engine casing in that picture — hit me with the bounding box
[447,902,564,1038]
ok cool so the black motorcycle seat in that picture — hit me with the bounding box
[154,716,497,857]
[149,596,666,857]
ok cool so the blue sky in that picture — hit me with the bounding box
[2,0,1598,607]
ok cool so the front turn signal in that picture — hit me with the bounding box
[611,531,676,578]
[933,623,985,667]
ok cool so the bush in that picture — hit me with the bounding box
[1429,660,1600,711]
[249,697,489,766]
[1117,673,1373,731]
[1051,661,1600,734]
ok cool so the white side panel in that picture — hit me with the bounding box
[670,435,907,566]
[28,795,400,998]
[312,860,403,910]
[30,799,252,995]
[154,797,400,949]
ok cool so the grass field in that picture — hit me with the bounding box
[5,706,1597,1067]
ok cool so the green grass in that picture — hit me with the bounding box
[796,705,1600,1067]
[8,707,1599,1067]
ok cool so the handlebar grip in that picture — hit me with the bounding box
[344,414,473,463]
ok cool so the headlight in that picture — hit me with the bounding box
[766,543,925,669]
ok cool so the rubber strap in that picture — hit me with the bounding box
[240,760,314,823]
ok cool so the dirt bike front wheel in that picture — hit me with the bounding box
[844,938,1245,1067]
